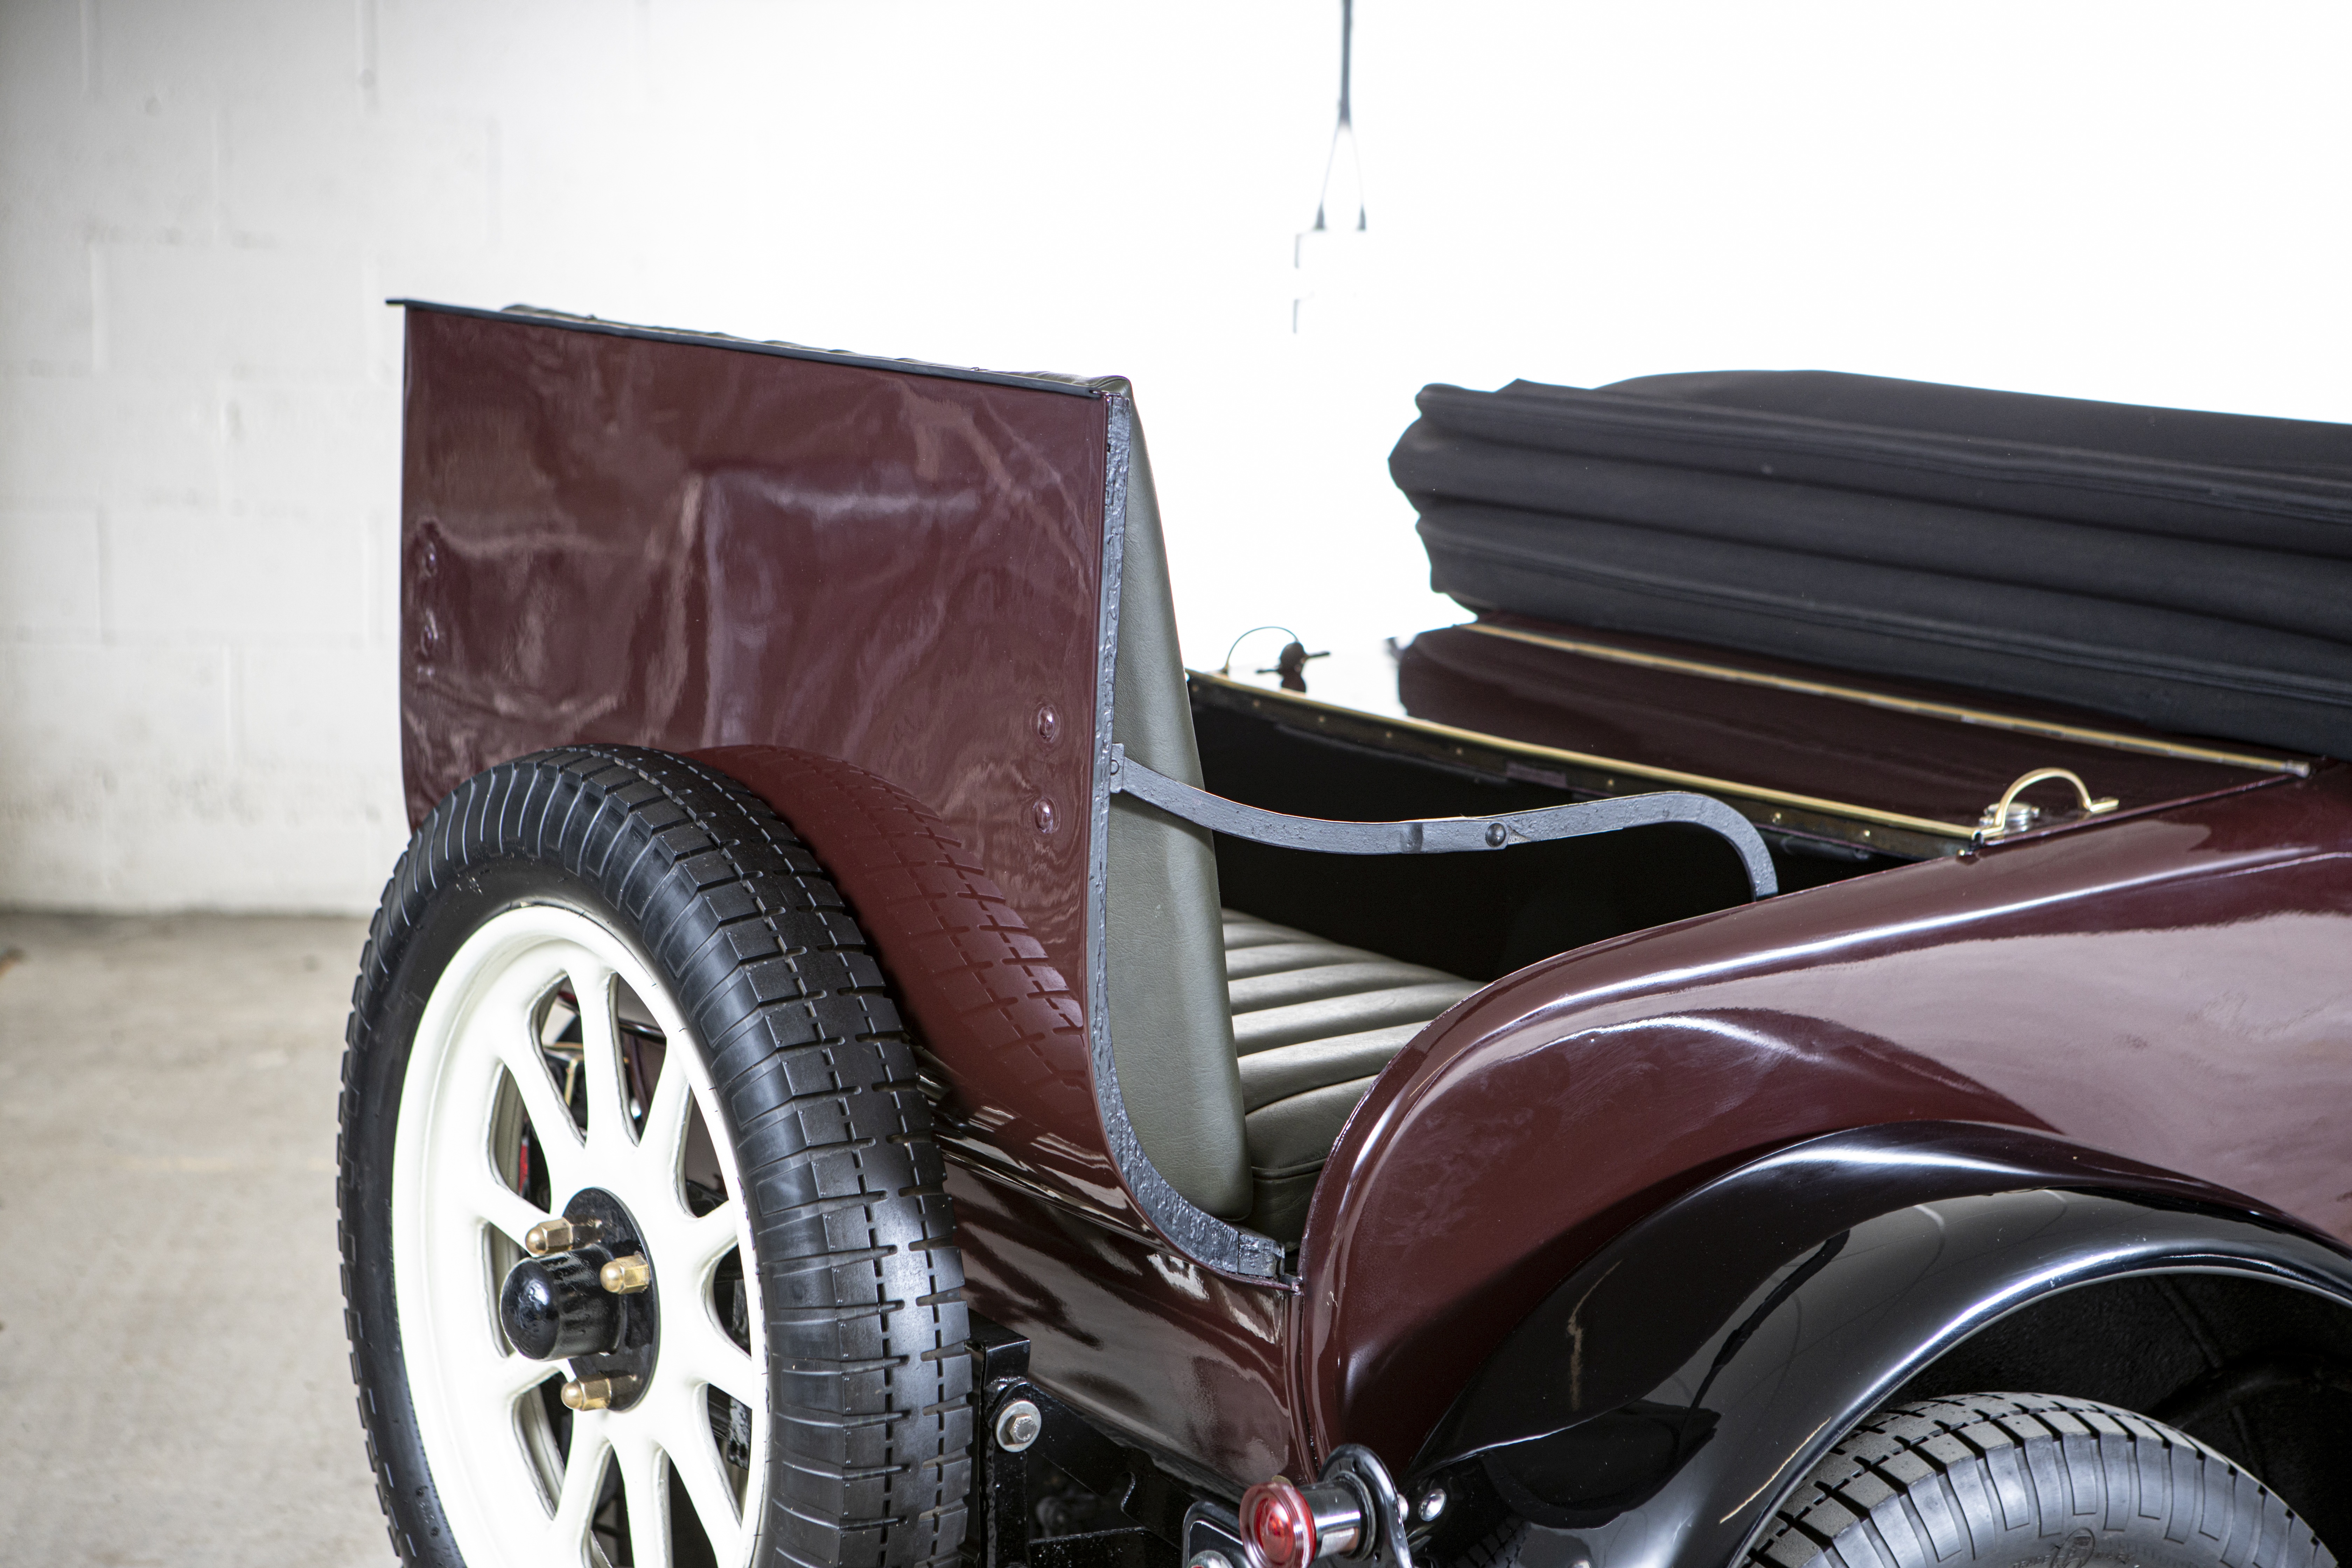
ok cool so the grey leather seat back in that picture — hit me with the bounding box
[1106,416,1252,1220]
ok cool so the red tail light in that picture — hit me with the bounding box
[1240,1477,1317,1568]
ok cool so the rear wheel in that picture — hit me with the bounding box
[339,746,971,1568]
[1751,1392,2334,1568]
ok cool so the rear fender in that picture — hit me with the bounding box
[1406,1121,2352,1568]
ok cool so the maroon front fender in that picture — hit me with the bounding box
[1298,770,2352,1472]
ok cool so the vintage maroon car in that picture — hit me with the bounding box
[339,303,2352,1568]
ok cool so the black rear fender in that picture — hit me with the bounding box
[1407,1122,2352,1568]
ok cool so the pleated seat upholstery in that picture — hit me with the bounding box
[1222,910,1480,1240]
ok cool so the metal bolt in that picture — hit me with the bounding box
[994,1397,1043,1452]
[1416,1485,1446,1523]
[599,1253,652,1294]
[1483,822,1506,847]
[560,1373,640,1411]
[525,1217,601,1256]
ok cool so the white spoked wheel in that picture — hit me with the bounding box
[345,749,969,1568]
[393,903,766,1568]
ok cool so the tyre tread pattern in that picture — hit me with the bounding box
[1748,1392,2333,1568]
[338,746,970,1568]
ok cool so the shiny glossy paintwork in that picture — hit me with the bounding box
[400,304,1106,999]
[1300,768,2352,1473]
[1405,1122,2352,1567]
[943,1162,1300,1486]
[401,304,2352,1528]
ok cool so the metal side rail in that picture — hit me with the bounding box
[1107,743,1778,899]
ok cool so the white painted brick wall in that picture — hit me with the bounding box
[5,0,2348,913]
[2,0,401,911]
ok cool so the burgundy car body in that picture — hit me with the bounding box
[395,303,2352,1540]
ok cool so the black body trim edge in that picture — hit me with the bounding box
[390,299,1104,397]
[1084,393,1286,1281]
[1406,1121,2352,1568]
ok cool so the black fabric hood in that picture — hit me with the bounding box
[1394,369,2352,760]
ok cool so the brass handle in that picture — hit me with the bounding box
[1978,767,2120,838]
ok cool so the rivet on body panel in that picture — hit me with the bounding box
[1032,799,1057,835]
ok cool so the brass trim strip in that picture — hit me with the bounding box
[1188,669,1981,842]
[1462,621,2315,778]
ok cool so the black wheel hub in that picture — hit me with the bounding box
[497,1187,659,1406]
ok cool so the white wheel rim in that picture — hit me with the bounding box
[392,903,767,1568]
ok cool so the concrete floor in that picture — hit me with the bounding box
[0,913,390,1566]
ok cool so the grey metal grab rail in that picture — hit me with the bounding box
[1107,743,1778,899]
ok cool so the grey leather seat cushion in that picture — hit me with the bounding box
[1222,911,1478,1241]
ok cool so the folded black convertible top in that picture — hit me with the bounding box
[1393,370,2352,759]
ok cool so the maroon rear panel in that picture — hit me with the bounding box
[398,311,1308,1478]
[399,306,1106,997]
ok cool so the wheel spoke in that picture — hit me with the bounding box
[485,1348,554,1405]
[616,1430,673,1568]
[474,1177,555,1254]
[678,1312,764,1412]
[679,1203,744,1281]
[494,1031,585,1192]
[549,1419,612,1556]
[573,962,632,1156]
[640,1058,694,1177]
[657,1386,748,1561]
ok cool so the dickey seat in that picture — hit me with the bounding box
[1219,911,1478,1239]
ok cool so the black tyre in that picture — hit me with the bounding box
[338,745,971,1568]
[1751,1392,2333,1568]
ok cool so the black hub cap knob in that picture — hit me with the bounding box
[500,1247,623,1361]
